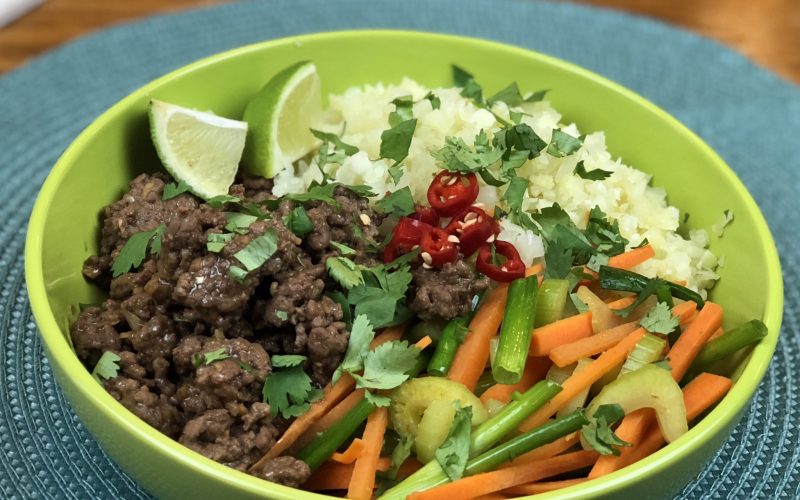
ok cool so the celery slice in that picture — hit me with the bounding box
[620,333,668,375]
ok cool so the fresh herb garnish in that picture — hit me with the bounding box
[271,354,308,368]
[389,95,414,127]
[581,404,630,456]
[286,206,314,237]
[326,256,365,289]
[423,91,441,110]
[262,354,319,418]
[192,347,231,367]
[225,212,258,234]
[275,310,288,321]
[206,232,234,253]
[547,129,583,157]
[111,224,167,277]
[162,180,191,200]
[575,160,612,181]
[311,128,359,167]
[434,403,473,480]
[349,259,414,328]
[330,241,357,255]
[388,163,404,184]
[206,194,241,209]
[376,186,416,218]
[91,351,121,383]
[233,229,278,272]
[380,119,417,164]
[350,340,421,390]
[585,206,628,257]
[640,302,681,334]
[331,314,375,384]
[228,265,248,283]
[365,391,392,407]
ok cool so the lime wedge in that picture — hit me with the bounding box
[242,61,321,178]
[149,99,247,198]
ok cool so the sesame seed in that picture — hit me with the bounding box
[421,252,433,265]
[486,234,496,243]
[412,244,420,250]
[359,213,371,225]
[446,176,458,186]
[195,277,205,284]
[447,235,460,243]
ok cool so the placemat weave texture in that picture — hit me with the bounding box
[1,0,798,498]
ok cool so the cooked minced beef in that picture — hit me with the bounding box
[71,172,487,487]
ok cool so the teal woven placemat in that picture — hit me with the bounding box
[1,0,798,497]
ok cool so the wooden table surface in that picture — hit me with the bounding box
[0,0,798,83]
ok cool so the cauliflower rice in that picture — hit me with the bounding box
[273,78,719,295]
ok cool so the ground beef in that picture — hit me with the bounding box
[410,259,491,321]
[105,376,182,437]
[70,304,122,365]
[251,456,311,488]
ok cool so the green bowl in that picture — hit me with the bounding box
[25,30,782,499]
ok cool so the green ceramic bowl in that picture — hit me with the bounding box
[25,31,782,499]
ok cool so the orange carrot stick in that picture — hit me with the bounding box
[529,296,635,356]
[618,373,732,468]
[303,458,392,491]
[520,327,646,431]
[408,450,598,500]
[549,322,640,367]
[480,356,551,405]
[503,478,588,495]
[667,302,723,381]
[503,432,579,467]
[588,408,655,478]
[347,407,389,500]
[449,285,509,391]
[331,438,365,464]
[415,335,433,350]
[608,245,655,270]
[289,389,366,454]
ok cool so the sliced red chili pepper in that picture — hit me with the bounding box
[445,206,499,257]
[426,171,479,217]
[476,241,526,282]
[409,205,440,227]
[420,227,459,267]
[383,217,432,263]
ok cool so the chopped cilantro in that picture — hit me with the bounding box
[526,89,549,102]
[376,186,416,218]
[330,241,356,255]
[585,206,628,256]
[614,277,671,318]
[388,163,404,184]
[287,183,339,207]
[192,347,230,367]
[423,91,441,110]
[434,403,473,480]
[206,232,234,253]
[351,340,421,390]
[432,133,504,174]
[271,354,307,368]
[228,265,248,283]
[233,229,278,272]
[326,256,365,289]
[311,128,359,167]
[389,95,414,127]
[575,160,612,181]
[365,391,392,407]
[494,123,547,159]
[587,253,610,272]
[162,180,191,200]
[238,361,253,373]
[286,206,314,237]
[332,314,375,384]
[640,302,681,335]
[91,351,121,383]
[581,404,630,456]
[509,110,524,124]
[547,129,583,157]
[111,224,166,277]
[452,65,483,102]
[325,290,353,328]
[502,177,528,212]
[225,212,258,234]
[262,354,318,418]
[349,261,413,328]
[380,118,417,164]
[487,82,527,107]
[343,184,378,198]
[387,434,414,480]
[206,194,241,208]
[275,310,288,321]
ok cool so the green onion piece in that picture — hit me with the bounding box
[475,371,496,396]
[296,398,375,470]
[598,266,704,308]
[686,319,767,377]
[620,333,668,375]
[427,317,468,376]
[492,275,539,384]
[470,379,561,456]
[534,279,570,327]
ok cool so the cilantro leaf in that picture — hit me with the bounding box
[389,95,414,128]
[487,82,526,107]
[332,314,375,384]
[228,265,248,283]
[365,391,392,407]
[275,310,288,321]
[376,187,416,218]
[192,347,230,367]
[614,277,670,318]
[639,302,680,334]
[327,256,365,289]
[206,232,234,253]
[271,354,307,368]
[162,180,191,200]
[494,124,547,159]
[581,404,630,456]
[351,340,421,390]
[380,119,417,164]
[330,241,356,255]
[311,128,359,167]
[587,253,610,272]
[206,194,241,208]
[547,129,583,157]
[349,261,414,328]
[225,212,258,234]
[111,224,166,277]
[575,160,612,181]
[452,65,483,102]
[262,355,316,419]
[233,229,278,272]
[287,183,339,207]
[423,91,441,110]
[434,403,473,481]
[502,177,528,212]
[526,89,549,102]
[343,184,378,198]
[387,434,414,480]
[91,351,121,383]
[286,206,314,237]
[388,163,404,184]
[585,206,628,256]
[432,134,504,174]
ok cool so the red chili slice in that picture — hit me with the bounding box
[445,206,499,257]
[476,241,526,282]
[420,227,459,267]
[409,205,440,227]
[383,217,432,263]
[426,171,479,217]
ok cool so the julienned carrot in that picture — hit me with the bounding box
[289,389,366,454]
[408,450,599,500]
[347,407,389,500]
[331,438,365,464]
[503,478,588,495]
[472,494,510,500]
[503,432,579,467]
[617,373,732,468]
[448,285,509,391]
[708,327,724,342]
[667,302,723,381]
[529,296,635,356]
[480,356,551,405]
[415,335,433,350]
[520,327,646,431]
[549,322,640,368]
[608,245,656,270]
[588,408,655,478]
[550,301,697,368]
[303,458,393,491]
[261,326,405,464]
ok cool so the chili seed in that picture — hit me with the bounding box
[412,244,420,250]
[486,234,496,243]
[464,211,478,222]
[423,263,433,269]
[440,174,452,184]
[359,213,372,225]
[447,235,460,243]
[446,176,458,186]
[421,252,433,265]
[462,218,477,229]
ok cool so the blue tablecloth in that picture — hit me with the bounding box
[1,0,798,497]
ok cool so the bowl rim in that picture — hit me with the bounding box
[24,29,784,499]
